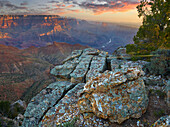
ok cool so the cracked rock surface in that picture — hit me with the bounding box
[78,68,148,124]
[22,81,75,127]
[22,48,151,127]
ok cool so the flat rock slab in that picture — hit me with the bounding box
[39,83,85,127]
[82,48,99,56]
[70,55,93,83]
[86,56,106,81]
[78,67,148,124]
[22,81,75,127]
[50,58,80,79]
[62,50,83,63]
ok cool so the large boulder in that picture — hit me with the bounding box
[78,67,148,124]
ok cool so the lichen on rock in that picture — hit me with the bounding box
[22,48,150,126]
[22,81,75,127]
[78,67,148,124]
[153,115,170,127]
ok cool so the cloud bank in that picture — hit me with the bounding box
[0,0,140,15]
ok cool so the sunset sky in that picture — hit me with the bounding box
[0,0,142,25]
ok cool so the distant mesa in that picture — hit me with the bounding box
[0,15,137,53]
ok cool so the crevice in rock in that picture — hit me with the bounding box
[106,59,111,71]
[84,56,93,83]
[38,83,77,124]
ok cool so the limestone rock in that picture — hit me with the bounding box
[39,83,85,127]
[113,47,131,59]
[86,56,106,81]
[78,68,148,124]
[50,48,109,83]
[70,55,93,83]
[50,58,80,79]
[22,81,75,127]
[82,48,99,56]
[153,115,170,127]
[165,80,170,107]
[62,50,83,63]
[23,48,151,126]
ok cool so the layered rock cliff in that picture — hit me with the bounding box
[0,15,137,53]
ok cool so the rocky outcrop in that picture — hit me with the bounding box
[22,81,76,127]
[51,48,108,83]
[39,83,85,126]
[153,115,170,127]
[113,47,131,59]
[78,67,148,124]
[165,80,170,107]
[22,48,149,126]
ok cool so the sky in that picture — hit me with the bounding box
[0,0,142,25]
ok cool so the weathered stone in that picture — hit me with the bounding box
[86,56,106,81]
[143,75,166,86]
[39,83,85,127]
[22,81,75,127]
[113,47,131,59]
[111,59,124,71]
[23,48,154,127]
[153,115,170,127]
[82,48,99,56]
[62,50,83,63]
[165,80,170,107]
[70,55,93,83]
[107,55,116,63]
[78,68,148,124]
[98,51,109,57]
[50,58,79,79]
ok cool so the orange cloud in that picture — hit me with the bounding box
[92,2,139,15]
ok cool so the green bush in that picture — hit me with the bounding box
[0,101,11,117]
[143,49,170,76]
[0,101,25,119]
[154,109,165,117]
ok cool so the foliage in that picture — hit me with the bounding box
[0,100,25,119]
[128,0,169,55]
[154,109,165,117]
[0,117,16,127]
[0,101,10,117]
[143,49,170,76]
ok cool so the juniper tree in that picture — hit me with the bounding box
[127,0,169,55]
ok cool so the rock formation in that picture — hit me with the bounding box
[153,115,170,127]
[22,48,149,127]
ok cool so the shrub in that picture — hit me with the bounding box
[143,49,170,77]
[0,101,11,117]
